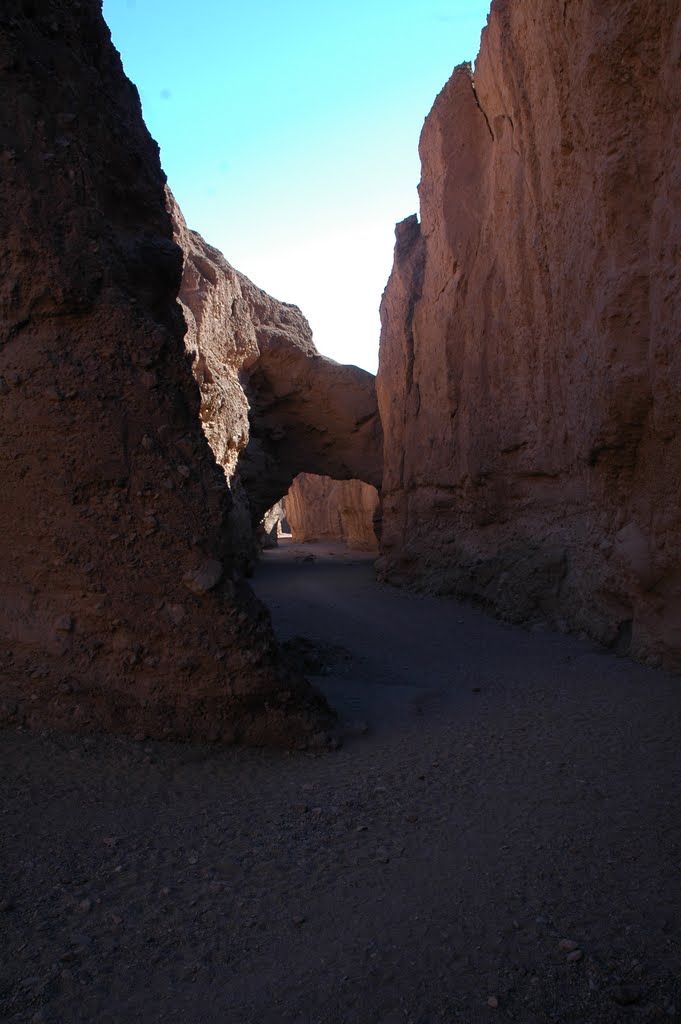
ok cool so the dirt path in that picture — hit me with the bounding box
[2,542,681,1023]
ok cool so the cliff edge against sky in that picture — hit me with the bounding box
[377,0,681,667]
[0,0,336,745]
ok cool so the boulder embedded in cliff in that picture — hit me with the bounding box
[377,1,681,668]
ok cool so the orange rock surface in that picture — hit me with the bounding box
[285,475,379,551]
[377,0,681,667]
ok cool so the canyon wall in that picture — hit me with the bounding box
[285,475,379,551]
[172,198,382,545]
[377,0,681,667]
[0,0,333,745]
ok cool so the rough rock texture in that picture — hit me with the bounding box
[0,0,332,745]
[171,198,383,542]
[285,474,380,551]
[258,501,285,549]
[377,0,681,668]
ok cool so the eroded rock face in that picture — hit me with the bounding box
[259,501,285,549]
[377,0,681,667]
[171,199,382,540]
[0,0,332,745]
[285,475,380,551]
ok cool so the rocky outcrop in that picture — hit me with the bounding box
[258,501,286,549]
[285,475,379,551]
[0,0,332,745]
[377,0,681,668]
[172,200,382,544]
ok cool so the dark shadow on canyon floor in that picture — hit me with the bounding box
[1,542,681,1023]
[253,540,668,740]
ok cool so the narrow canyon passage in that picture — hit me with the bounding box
[252,541,681,741]
[3,544,680,1024]
[2,1,681,1019]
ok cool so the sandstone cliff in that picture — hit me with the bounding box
[285,475,379,551]
[0,0,332,744]
[172,198,382,550]
[377,0,681,667]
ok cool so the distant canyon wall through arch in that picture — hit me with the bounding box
[377,0,681,668]
[284,475,380,552]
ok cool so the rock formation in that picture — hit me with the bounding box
[172,198,382,550]
[377,0,681,668]
[258,501,286,549]
[285,475,380,551]
[0,0,332,745]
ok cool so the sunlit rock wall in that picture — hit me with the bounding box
[377,0,681,667]
[285,475,379,551]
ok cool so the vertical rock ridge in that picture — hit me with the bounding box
[0,0,333,744]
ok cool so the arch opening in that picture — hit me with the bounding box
[282,473,380,553]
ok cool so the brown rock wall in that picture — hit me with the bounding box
[285,475,379,551]
[377,0,681,666]
[0,0,331,744]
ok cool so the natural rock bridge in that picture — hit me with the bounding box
[172,194,382,556]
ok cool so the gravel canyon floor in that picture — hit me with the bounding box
[2,543,681,1024]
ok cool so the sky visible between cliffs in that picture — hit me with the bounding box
[103,0,490,373]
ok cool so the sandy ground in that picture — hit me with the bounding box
[2,541,681,1023]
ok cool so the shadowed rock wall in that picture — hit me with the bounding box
[285,475,379,551]
[377,0,681,667]
[0,0,331,744]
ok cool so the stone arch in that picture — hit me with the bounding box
[172,195,383,556]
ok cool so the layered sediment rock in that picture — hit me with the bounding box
[0,0,332,744]
[377,0,681,667]
[285,475,379,551]
[172,200,382,544]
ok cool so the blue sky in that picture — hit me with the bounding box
[102,1,490,372]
